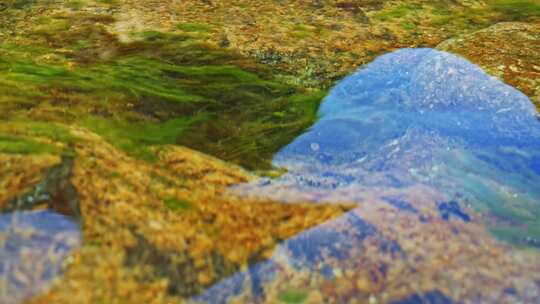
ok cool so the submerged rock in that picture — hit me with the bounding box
[0,210,80,304]
[0,155,81,304]
[242,48,540,231]
[227,48,540,303]
[390,289,453,304]
[438,201,470,222]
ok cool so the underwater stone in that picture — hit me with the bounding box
[438,201,471,222]
[210,48,540,303]
[0,210,80,304]
[390,289,453,304]
[239,48,540,242]
[285,212,376,264]
[382,196,418,213]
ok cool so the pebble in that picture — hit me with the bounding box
[356,277,371,291]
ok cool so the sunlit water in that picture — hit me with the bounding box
[196,48,540,303]
[0,210,80,304]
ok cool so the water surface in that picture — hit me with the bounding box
[202,48,540,303]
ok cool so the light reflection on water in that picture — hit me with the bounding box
[0,210,80,304]
[197,48,540,303]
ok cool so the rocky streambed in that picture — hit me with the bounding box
[0,1,539,303]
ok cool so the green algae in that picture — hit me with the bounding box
[279,288,308,304]
[82,117,198,162]
[372,1,539,36]
[290,24,326,39]
[489,200,540,248]
[0,120,76,156]
[12,121,76,143]
[489,0,540,20]
[0,135,61,155]
[1,0,36,10]
[448,168,540,248]
[163,198,194,212]
[176,22,215,33]
[0,18,324,169]
[373,3,423,21]
[430,0,540,30]
[5,2,535,172]
[444,163,540,248]
[491,224,540,249]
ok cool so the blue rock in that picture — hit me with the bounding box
[0,210,80,304]
[390,289,453,304]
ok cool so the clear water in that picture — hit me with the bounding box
[0,210,80,304]
[244,48,540,209]
[199,48,540,303]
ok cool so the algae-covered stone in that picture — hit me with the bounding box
[23,128,352,304]
[439,22,540,108]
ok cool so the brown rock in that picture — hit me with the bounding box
[438,22,540,108]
